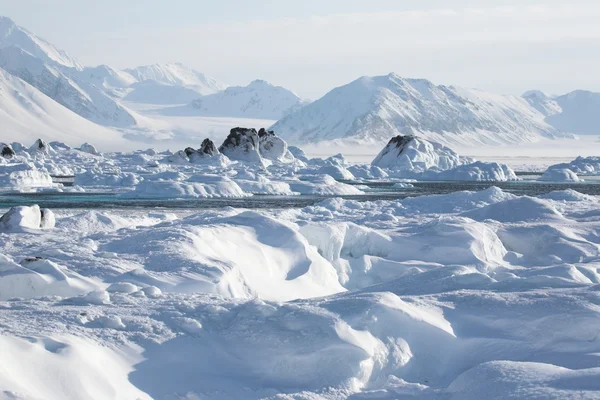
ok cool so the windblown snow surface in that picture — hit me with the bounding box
[1,139,600,398]
[2,186,600,399]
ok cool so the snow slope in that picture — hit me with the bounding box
[0,46,137,127]
[524,89,600,135]
[159,79,305,119]
[125,62,224,94]
[0,68,130,149]
[271,73,560,147]
[0,16,82,69]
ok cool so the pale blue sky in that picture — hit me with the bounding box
[1,0,599,98]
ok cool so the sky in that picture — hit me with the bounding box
[1,0,599,99]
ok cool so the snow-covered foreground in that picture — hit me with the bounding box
[2,186,600,399]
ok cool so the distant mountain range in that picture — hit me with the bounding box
[0,15,598,149]
[157,80,306,120]
[270,73,587,147]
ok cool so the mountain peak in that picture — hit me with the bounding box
[271,73,558,145]
[0,15,82,69]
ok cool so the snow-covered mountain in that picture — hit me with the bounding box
[125,63,224,94]
[271,73,560,146]
[78,64,137,92]
[123,80,208,105]
[524,90,600,135]
[0,68,128,149]
[0,16,81,69]
[159,79,305,119]
[0,46,136,127]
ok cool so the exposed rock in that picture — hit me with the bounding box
[184,147,197,158]
[199,138,219,156]
[258,129,290,161]
[258,128,275,138]
[219,127,261,162]
[28,138,50,154]
[1,143,16,158]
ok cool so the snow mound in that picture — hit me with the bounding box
[123,175,248,198]
[372,135,462,171]
[104,211,344,301]
[78,143,100,156]
[544,156,600,176]
[288,175,364,195]
[0,255,98,300]
[461,196,566,223]
[0,205,55,231]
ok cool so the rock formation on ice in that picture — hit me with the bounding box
[218,127,262,162]
[372,135,517,181]
[1,143,15,158]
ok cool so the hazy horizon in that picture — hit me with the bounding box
[1,0,599,99]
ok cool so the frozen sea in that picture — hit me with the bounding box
[2,178,600,210]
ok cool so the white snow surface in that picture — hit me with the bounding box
[1,186,600,399]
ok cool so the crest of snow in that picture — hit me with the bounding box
[271,73,558,146]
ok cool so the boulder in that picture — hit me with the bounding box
[1,143,15,158]
[199,138,219,156]
[219,127,262,162]
[258,128,289,161]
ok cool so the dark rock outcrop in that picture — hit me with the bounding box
[199,138,219,156]
[219,128,261,162]
[1,143,15,158]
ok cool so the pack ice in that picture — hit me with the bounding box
[1,132,600,400]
